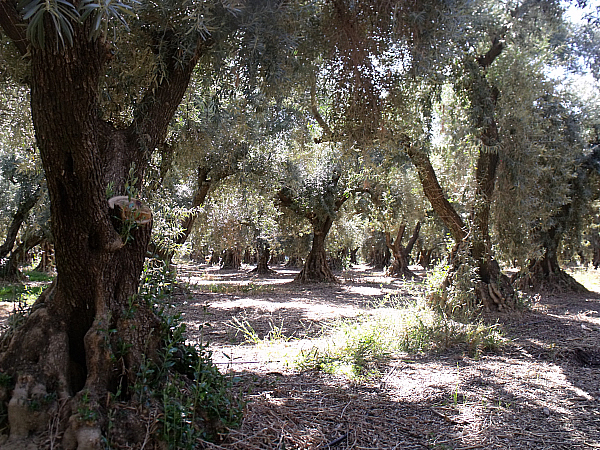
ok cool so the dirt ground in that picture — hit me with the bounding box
[0,264,598,449]
[173,263,600,450]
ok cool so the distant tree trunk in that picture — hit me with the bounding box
[296,216,338,283]
[221,248,242,270]
[277,174,348,283]
[250,239,276,275]
[515,204,587,292]
[418,247,434,269]
[34,241,54,273]
[0,232,44,279]
[285,255,304,268]
[367,231,391,270]
[329,247,348,271]
[0,185,42,261]
[209,251,220,266]
[350,247,359,264]
[385,222,420,278]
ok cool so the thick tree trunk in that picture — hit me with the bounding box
[516,253,587,292]
[295,216,338,283]
[0,17,205,449]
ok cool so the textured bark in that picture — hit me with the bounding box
[407,147,467,243]
[0,10,207,448]
[409,40,515,311]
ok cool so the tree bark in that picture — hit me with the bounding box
[0,12,208,448]
[250,239,276,275]
[407,146,467,243]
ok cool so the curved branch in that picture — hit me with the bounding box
[407,146,467,242]
[130,37,213,158]
[476,37,504,69]
[310,79,334,143]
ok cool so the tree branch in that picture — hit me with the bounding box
[407,146,467,242]
[130,37,213,158]
[0,185,42,259]
[310,78,334,143]
[476,37,504,69]
[0,0,28,56]
[405,221,421,256]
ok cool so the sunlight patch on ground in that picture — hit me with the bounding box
[567,266,600,293]
[344,285,385,297]
[202,297,364,320]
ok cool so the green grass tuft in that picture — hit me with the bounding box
[296,297,505,379]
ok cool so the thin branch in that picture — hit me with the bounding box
[310,78,334,142]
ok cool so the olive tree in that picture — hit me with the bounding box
[0,0,297,447]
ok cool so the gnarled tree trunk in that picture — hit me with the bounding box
[407,40,515,313]
[295,216,337,283]
[250,239,276,275]
[0,14,207,449]
[385,222,420,278]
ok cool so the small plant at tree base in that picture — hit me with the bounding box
[110,259,245,449]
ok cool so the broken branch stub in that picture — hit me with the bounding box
[108,196,152,225]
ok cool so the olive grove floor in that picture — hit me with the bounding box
[173,264,600,450]
[0,264,598,449]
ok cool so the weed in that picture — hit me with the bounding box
[227,316,293,344]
